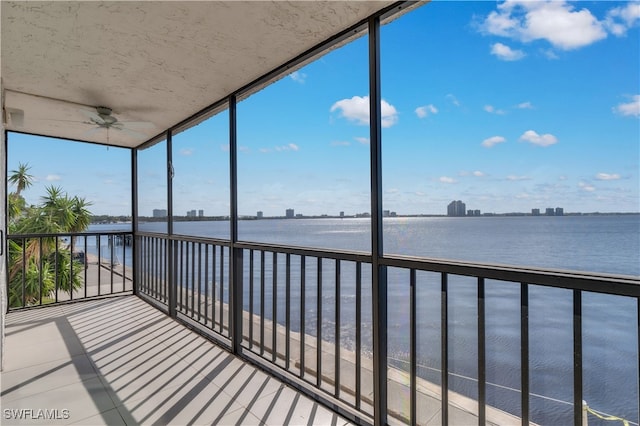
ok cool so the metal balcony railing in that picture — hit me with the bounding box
[134,231,640,426]
[6,231,134,310]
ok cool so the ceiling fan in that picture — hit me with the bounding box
[80,106,154,140]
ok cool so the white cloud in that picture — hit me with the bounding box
[274,143,299,152]
[614,95,640,117]
[506,175,531,181]
[596,173,621,181]
[482,135,506,148]
[446,94,461,107]
[331,141,351,147]
[473,171,486,177]
[439,176,457,184]
[46,174,61,181]
[220,144,230,152]
[490,42,526,60]
[330,96,398,128]
[484,104,506,115]
[579,181,596,192]
[481,1,608,51]
[290,71,307,84]
[605,3,640,36]
[180,148,193,156]
[354,137,369,145]
[519,129,558,147]
[415,104,438,118]
[516,101,534,109]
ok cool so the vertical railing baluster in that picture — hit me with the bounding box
[410,269,417,426]
[573,289,583,426]
[21,238,26,307]
[197,242,202,322]
[441,272,448,425]
[286,253,291,370]
[317,257,323,388]
[157,237,161,300]
[249,249,254,349]
[355,261,362,410]
[180,241,185,312]
[84,236,88,298]
[96,235,100,297]
[109,235,114,295]
[149,237,153,297]
[164,238,169,303]
[273,252,278,362]
[169,238,177,318]
[335,259,341,398]
[300,255,306,379]
[521,283,530,426]
[121,234,126,293]
[478,277,486,426]
[211,245,222,331]
[70,236,75,300]
[55,236,59,302]
[204,244,209,326]
[38,238,43,306]
[220,245,224,334]
[260,250,265,356]
[191,242,196,317]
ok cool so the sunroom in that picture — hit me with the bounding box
[2,1,639,425]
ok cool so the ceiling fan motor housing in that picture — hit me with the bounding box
[96,106,117,124]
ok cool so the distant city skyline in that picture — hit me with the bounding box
[7,1,639,217]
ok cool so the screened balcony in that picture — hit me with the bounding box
[2,1,639,426]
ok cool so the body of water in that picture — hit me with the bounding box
[90,215,640,424]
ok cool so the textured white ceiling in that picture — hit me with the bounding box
[1,1,402,148]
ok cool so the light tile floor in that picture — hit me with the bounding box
[1,296,354,426]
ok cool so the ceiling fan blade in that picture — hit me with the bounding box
[83,126,104,138]
[79,109,103,123]
[117,127,149,140]
[118,121,155,129]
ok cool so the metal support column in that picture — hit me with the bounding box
[369,15,388,426]
[229,95,243,355]
[131,148,138,295]
[167,131,177,318]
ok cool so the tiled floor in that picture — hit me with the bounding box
[1,296,354,425]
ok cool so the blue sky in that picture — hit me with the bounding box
[8,1,640,217]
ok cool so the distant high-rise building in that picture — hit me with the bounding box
[555,207,564,216]
[447,200,466,217]
[474,210,481,216]
[152,209,167,218]
[339,211,345,218]
[186,209,197,217]
[546,208,555,216]
[532,208,540,216]
[257,211,263,219]
[286,208,294,218]
[198,209,204,217]
[383,210,390,217]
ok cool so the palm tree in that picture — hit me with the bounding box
[8,163,34,196]
[8,184,92,307]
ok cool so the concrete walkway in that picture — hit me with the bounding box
[1,296,352,425]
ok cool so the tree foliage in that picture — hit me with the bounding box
[7,165,93,307]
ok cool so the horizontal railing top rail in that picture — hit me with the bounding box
[7,230,133,238]
[136,231,232,247]
[382,254,640,297]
